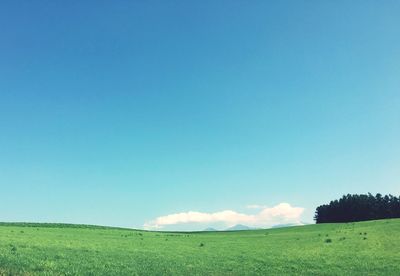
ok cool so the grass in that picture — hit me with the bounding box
[0,219,399,275]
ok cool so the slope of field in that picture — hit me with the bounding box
[0,219,399,275]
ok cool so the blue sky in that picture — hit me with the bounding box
[1,1,399,230]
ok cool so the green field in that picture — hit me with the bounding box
[0,219,399,275]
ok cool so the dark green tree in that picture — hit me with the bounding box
[314,193,400,223]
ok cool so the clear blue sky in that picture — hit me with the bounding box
[1,1,399,229]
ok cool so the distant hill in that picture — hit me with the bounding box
[271,222,306,229]
[225,224,252,231]
[203,227,218,231]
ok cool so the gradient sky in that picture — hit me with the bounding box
[1,1,399,230]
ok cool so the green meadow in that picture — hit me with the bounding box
[0,219,399,275]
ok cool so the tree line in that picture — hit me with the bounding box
[314,193,400,223]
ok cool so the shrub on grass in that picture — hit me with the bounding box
[325,238,332,243]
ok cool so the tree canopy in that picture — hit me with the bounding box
[314,193,400,223]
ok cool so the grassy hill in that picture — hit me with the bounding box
[0,219,399,275]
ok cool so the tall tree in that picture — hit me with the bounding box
[314,193,400,223]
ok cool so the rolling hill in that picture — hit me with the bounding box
[225,224,253,231]
[0,219,399,275]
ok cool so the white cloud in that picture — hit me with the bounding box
[144,203,304,230]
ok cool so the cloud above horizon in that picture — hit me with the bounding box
[144,203,304,230]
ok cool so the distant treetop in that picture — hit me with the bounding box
[314,193,400,223]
